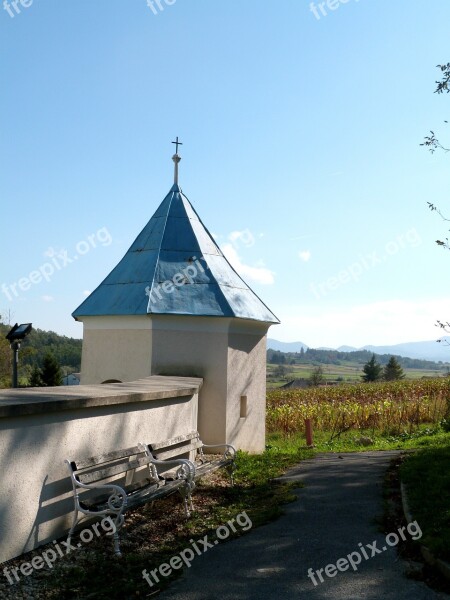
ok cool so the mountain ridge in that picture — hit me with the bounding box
[267,337,450,363]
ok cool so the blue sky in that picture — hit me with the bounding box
[1,0,450,348]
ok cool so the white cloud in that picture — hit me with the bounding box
[221,243,275,285]
[83,290,91,297]
[228,229,255,248]
[41,295,54,302]
[299,250,311,262]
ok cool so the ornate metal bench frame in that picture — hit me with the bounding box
[143,431,237,485]
[65,444,195,556]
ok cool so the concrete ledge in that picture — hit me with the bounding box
[0,376,203,418]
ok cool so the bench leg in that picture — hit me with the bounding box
[227,464,236,486]
[67,507,79,548]
[179,486,191,519]
[111,513,125,557]
[113,529,122,557]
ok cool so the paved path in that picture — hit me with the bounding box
[157,451,448,600]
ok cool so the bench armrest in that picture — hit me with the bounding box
[139,444,196,485]
[200,443,236,460]
[65,459,128,515]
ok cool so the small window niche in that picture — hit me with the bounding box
[240,395,248,419]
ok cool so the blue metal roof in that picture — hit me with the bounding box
[72,184,279,323]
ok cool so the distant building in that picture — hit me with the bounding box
[281,379,310,389]
[62,372,80,386]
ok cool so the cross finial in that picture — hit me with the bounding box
[171,137,182,185]
[172,136,183,155]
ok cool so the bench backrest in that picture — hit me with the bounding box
[69,445,153,486]
[148,431,203,461]
[68,431,203,487]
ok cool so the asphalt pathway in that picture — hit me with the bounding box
[156,451,449,600]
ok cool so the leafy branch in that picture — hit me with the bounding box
[428,202,450,249]
[421,64,450,153]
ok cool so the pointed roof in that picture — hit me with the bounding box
[72,183,279,324]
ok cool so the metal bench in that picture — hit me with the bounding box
[142,431,237,485]
[65,445,195,556]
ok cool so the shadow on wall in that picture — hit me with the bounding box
[0,392,196,562]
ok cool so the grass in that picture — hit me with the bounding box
[400,435,450,563]
[268,425,450,453]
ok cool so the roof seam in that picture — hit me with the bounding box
[145,190,175,313]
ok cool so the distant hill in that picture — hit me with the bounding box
[361,339,450,363]
[267,339,308,353]
[267,338,450,364]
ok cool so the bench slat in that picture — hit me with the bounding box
[77,455,153,484]
[74,445,143,471]
[80,478,185,512]
[150,431,199,451]
[153,441,203,461]
[195,458,233,478]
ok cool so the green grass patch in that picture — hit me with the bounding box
[268,425,450,453]
[400,437,450,563]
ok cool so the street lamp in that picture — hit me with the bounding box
[5,323,32,388]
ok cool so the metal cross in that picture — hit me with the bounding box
[172,137,183,154]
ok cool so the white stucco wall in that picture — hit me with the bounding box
[77,315,271,453]
[79,316,153,384]
[0,377,201,564]
[151,316,230,445]
[226,322,268,453]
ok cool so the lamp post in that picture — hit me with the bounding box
[5,323,32,388]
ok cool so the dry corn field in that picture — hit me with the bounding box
[266,379,450,436]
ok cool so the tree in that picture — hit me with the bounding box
[383,356,405,381]
[273,365,287,378]
[361,354,382,382]
[309,365,324,387]
[40,353,62,386]
[0,336,11,388]
[29,365,42,387]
